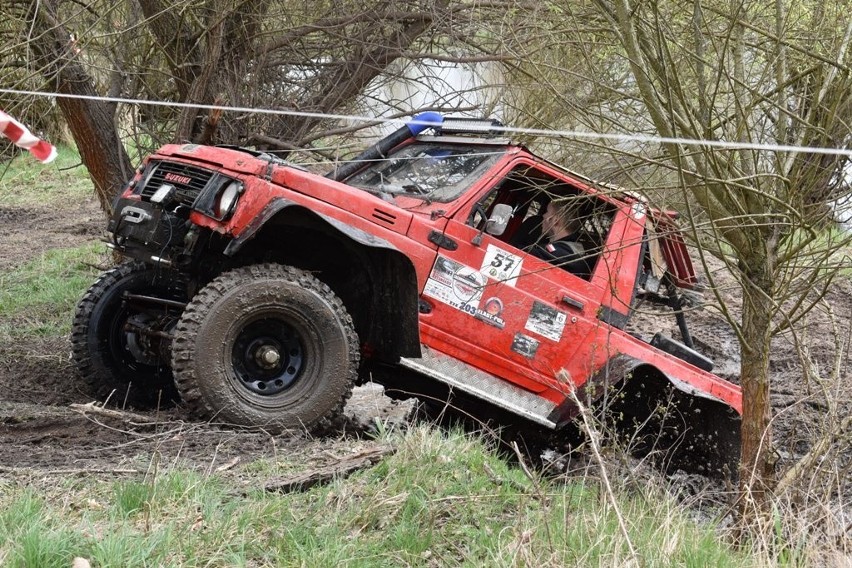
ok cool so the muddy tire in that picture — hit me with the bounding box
[171,264,359,433]
[71,262,186,408]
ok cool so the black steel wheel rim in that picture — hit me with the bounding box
[231,317,304,395]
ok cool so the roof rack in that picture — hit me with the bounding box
[438,117,503,136]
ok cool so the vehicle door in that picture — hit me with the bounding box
[417,158,618,399]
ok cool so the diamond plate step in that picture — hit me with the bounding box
[400,346,557,428]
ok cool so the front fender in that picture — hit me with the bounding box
[221,198,421,361]
[224,198,398,256]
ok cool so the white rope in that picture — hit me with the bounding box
[2,87,850,158]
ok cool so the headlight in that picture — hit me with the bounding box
[214,181,242,219]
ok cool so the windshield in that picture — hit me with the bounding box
[345,143,504,202]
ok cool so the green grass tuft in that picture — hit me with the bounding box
[0,242,108,339]
[113,481,154,517]
[0,491,85,568]
[0,145,93,207]
[0,490,45,542]
[10,526,82,568]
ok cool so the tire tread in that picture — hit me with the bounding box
[172,263,358,433]
[71,261,180,407]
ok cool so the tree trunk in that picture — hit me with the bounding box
[54,75,134,215]
[29,1,133,215]
[136,0,201,102]
[737,254,776,517]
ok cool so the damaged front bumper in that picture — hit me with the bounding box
[107,198,198,267]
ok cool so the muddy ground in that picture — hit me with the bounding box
[0,196,413,474]
[0,195,849,504]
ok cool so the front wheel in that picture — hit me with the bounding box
[71,262,187,408]
[171,264,359,433]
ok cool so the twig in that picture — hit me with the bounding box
[69,402,160,426]
[510,441,537,484]
[562,370,640,564]
[214,457,240,473]
[262,444,395,493]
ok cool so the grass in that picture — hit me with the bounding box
[0,242,108,339]
[0,145,93,207]
[0,426,753,568]
[0,144,105,340]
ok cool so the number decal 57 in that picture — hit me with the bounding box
[481,244,523,286]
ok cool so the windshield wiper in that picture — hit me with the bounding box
[401,183,430,195]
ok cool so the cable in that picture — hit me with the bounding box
[2,87,851,157]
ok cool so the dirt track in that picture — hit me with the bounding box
[0,195,411,472]
[0,195,849,493]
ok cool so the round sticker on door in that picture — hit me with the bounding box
[452,266,487,305]
[475,296,506,328]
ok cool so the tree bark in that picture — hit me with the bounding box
[136,0,201,102]
[28,1,134,214]
[737,253,776,516]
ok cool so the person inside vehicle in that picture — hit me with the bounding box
[528,198,592,278]
[509,195,546,249]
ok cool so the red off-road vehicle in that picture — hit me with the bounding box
[73,113,741,474]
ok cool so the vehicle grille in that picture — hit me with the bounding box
[140,161,215,207]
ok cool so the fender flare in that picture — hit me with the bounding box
[224,198,399,256]
[549,353,639,426]
[550,353,735,426]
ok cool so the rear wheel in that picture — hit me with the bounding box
[171,264,359,432]
[604,371,741,479]
[71,262,186,408]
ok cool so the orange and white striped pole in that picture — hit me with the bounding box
[0,110,57,164]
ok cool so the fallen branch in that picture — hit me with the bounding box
[69,402,160,426]
[776,413,852,493]
[262,444,396,493]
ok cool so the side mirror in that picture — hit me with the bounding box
[472,203,513,246]
[485,203,513,236]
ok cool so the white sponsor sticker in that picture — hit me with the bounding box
[481,244,523,286]
[524,300,567,342]
[424,256,487,313]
